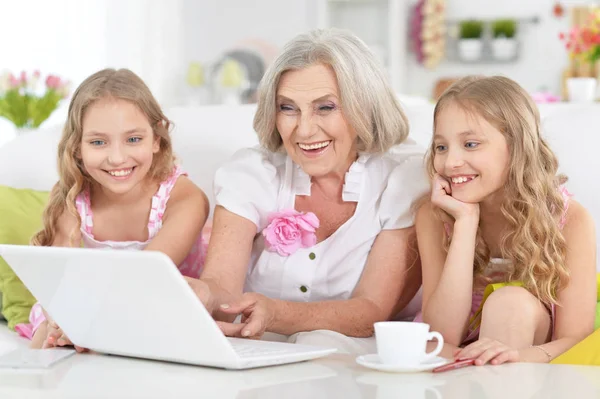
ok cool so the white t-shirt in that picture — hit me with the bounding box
[213,145,429,302]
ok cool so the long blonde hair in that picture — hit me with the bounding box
[31,68,175,247]
[427,76,569,305]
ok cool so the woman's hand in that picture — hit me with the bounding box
[43,318,88,353]
[431,174,480,222]
[454,337,520,365]
[216,293,276,339]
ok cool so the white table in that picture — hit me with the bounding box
[0,326,598,399]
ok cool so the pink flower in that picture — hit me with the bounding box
[45,75,61,89]
[8,73,20,89]
[531,91,560,104]
[262,209,320,257]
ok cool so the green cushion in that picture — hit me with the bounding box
[0,185,49,329]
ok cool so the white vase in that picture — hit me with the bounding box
[492,38,518,61]
[458,39,483,62]
[567,77,597,103]
[15,127,37,135]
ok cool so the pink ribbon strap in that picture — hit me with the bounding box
[14,303,46,340]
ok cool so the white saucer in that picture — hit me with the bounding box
[355,354,449,373]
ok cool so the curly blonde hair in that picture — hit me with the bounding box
[31,68,175,247]
[426,75,569,305]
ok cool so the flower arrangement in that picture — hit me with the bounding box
[262,210,319,257]
[560,10,600,66]
[0,70,70,129]
[410,0,447,69]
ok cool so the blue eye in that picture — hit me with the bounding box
[465,142,479,148]
[434,144,447,152]
[128,137,142,143]
[90,140,105,146]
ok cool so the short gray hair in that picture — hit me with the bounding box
[253,28,409,153]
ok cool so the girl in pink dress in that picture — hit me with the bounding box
[20,68,209,349]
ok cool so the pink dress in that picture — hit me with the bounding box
[15,166,208,339]
[415,186,572,346]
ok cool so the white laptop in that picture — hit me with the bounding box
[0,244,336,369]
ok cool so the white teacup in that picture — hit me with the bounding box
[374,321,444,366]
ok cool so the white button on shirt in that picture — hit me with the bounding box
[213,144,429,303]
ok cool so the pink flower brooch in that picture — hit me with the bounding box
[262,209,320,256]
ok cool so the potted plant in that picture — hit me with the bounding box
[0,70,69,134]
[560,10,600,102]
[491,19,518,60]
[458,20,484,61]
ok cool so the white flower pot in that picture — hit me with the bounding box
[492,38,517,61]
[15,127,37,135]
[567,77,597,103]
[458,39,483,62]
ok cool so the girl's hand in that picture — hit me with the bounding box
[216,293,275,339]
[431,174,480,222]
[43,318,88,353]
[184,276,216,314]
[454,337,520,366]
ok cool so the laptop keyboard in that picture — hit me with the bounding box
[231,343,305,359]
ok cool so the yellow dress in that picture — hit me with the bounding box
[551,273,600,365]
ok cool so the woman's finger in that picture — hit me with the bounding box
[216,321,246,337]
[240,310,266,338]
[219,297,256,314]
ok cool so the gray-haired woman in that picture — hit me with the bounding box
[186,28,428,354]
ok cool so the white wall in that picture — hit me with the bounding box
[404,0,596,98]
[0,0,187,138]
[0,0,109,139]
[0,0,108,90]
[2,0,597,116]
[104,0,186,108]
[182,0,318,70]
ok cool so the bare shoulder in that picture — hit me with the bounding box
[415,200,438,229]
[53,209,81,246]
[166,175,209,214]
[563,199,595,235]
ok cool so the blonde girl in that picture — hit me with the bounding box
[416,75,596,365]
[26,68,209,350]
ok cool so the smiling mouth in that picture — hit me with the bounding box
[298,140,331,151]
[104,167,135,177]
[450,175,478,185]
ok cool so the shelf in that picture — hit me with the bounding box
[443,16,540,64]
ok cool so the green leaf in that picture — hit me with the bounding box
[0,88,63,128]
[587,46,600,64]
[4,91,29,127]
[492,19,517,39]
[31,90,61,127]
[460,20,484,39]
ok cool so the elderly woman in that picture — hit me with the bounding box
[187,28,428,354]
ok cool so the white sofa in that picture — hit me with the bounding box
[0,102,598,347]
